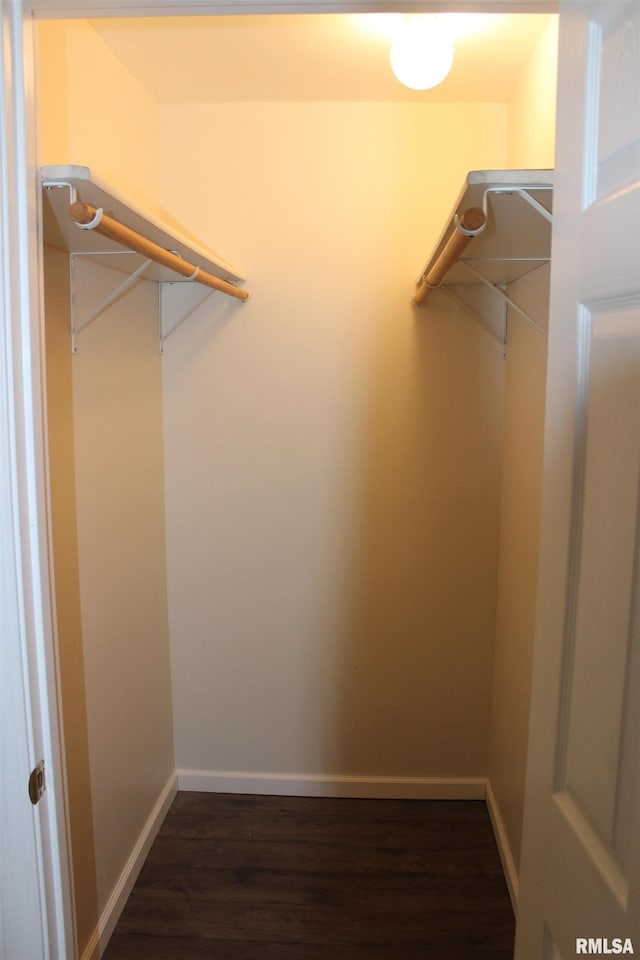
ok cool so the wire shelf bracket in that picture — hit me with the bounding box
[159,281,215,354]
[412,170,553,342]
[69,252,153,354]
[42,166,249,354]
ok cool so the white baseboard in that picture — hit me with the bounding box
[82,767,512,959]
[96,770,178,957]
[485,779,518,914]
[177,768,486,800]
[79,928,99,960]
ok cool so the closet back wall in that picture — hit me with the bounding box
[160,101,507,788]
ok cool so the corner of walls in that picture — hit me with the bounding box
[77,771,178,960]
[95,772,178,957]
[486,779,518,913]
[37,19,162,218]
[506,16,559,169]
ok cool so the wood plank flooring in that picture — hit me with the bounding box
[103,792,515,960]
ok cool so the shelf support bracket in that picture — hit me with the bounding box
[42,178,77,205]
[438,286,506,346]
[158,280,214,354]
[481,185,554,224]
[512,188,554,223]
[457,261,548,339]
[70,253,153,354]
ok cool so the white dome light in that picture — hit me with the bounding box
[390,19,454,91]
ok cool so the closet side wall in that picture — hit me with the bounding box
[489,18,557,893]
[43,251,176,953]
[488,268,549,891]
[506,16,558,169]
[43,246,98,959]
[38,19,162,217]
[69,259,175,926]
[161,101,507,789]
[38,23,174,953]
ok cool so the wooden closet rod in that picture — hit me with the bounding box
[69,201,250,302]
[412,207,486,307]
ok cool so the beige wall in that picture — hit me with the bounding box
[488,16,557,886]
[161,101,506,781]
[43,249,176,948]
[39,23,174,952]
[489,268,549,880]
[507,16,558,169]
[43,246,98,957]
[37,19,161,216]
[69,258,174,915]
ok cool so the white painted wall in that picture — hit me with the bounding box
[488,265,549,892]
[38,22,174,957]
[489,14,557,897]
[507,16,558,168]
[43,245,99,957]
[37,19,162,217]
[160,101,507,785]
[42,247,176,956]
[70,258,174,919]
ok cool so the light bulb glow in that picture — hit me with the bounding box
[390,19,454,91]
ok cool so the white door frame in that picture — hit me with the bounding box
[2,0,557,956]
[1,2,75,957]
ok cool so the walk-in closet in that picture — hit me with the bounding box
[37,12,558,957]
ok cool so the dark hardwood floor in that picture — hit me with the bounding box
[103,792,515,959]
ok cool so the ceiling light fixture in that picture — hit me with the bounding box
[390,18,454,91]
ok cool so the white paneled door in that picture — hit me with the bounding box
[516,2,640,958]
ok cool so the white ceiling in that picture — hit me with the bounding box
[90,13,555,104]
